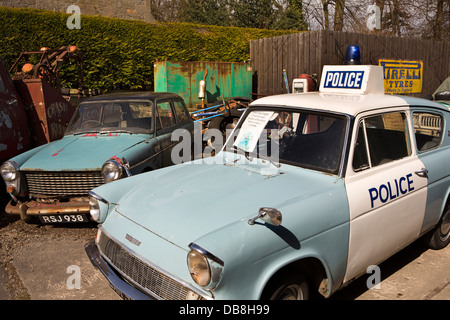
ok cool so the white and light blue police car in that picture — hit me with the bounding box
[85,61,450,300]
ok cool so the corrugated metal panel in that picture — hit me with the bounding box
[154,61,252,110]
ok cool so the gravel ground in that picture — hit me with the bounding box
[0,196,98,300]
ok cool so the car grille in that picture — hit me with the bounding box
[98,232,198,300]
[25,171,104,197]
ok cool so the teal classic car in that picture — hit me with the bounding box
[0,92,193,223]
[86,65,450,300]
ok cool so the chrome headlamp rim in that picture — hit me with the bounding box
[101,159,123,182]
[88,191,109,222]
[0,161,20,182]
[187,243,224,290]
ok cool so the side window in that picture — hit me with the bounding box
[173,100,189,122]
[413,112,443,152]
[352,122,370,171]
[353,112,411,171]
[156,101,176,130]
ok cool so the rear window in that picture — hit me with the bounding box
[413,112,443,152]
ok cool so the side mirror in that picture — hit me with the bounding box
[248,207,282,226]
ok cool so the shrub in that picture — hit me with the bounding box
[0,7,295,91]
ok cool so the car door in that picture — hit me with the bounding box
[343,109,428,282]
[173,99,194,136]
[411,107,448,234]
[155,100,178,167]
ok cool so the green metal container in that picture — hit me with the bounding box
[154,61,253,111]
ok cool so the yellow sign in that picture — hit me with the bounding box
[378,59,423,94]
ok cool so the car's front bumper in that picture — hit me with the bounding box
[84,240,153,300]
[5,197,91,222]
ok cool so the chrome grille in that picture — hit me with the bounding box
[25,171,104,196]
[98,233,194,300]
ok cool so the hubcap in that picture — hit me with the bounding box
[276,284,306,300]
[440,208,450,240]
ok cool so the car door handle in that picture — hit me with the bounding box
[415,168,429,178]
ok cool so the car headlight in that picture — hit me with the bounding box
[88,191,109,222]
[0,161,19,182]
[89,195,100,222]
[102,160,123,183]
[187,244,224,290]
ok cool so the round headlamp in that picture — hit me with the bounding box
[101,160,123,182]
[0,161,19,182]
[187,250,211,287]
[89,195,100,222]
[187,244,224,290]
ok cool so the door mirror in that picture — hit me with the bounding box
[248,207,282,226]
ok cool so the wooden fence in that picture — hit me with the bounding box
[250,30,449,97]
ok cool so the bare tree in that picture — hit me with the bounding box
[408,0,449,40]
[150,0,180,22]
[334,0,345,31]
[150,0,448,41]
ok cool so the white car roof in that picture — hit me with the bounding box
[251,92,447,117]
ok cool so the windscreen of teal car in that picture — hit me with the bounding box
[65,100,154,135]
[227,109,348,175]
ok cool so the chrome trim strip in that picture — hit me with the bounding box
[130,151,160,170]
[189,243,224,266]
[88,191,109,205]
[129,140,183,170]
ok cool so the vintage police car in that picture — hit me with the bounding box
[0,92,193,223]
[85,65,450,300]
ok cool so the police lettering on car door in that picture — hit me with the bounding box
[368,173,415,208]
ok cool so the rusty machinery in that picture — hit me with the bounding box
[9,45,84,96]
[4,46,85,150]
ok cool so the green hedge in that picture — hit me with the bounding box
[0,7,297,91]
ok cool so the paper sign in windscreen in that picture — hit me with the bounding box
[234,111,274,152]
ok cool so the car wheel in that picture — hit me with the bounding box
[263,275,309,300]
[424,202,450,250]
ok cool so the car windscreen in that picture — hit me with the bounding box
[65,100,154,135]
[226,108,348,175]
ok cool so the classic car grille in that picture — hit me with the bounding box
[25,171,104,197]
[98,233,195,300]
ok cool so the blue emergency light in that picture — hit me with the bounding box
[345,45,361,65]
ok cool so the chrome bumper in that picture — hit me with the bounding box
[84,240,153,300]
[6,198,90,215]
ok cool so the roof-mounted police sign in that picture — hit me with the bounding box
[323,70,365,89]
[379,59,423,94]
[319,65,385,95]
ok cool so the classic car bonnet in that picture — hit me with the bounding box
[19,134,147,171]
[112,152,342,247]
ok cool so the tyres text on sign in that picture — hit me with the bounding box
[379,59,423,94]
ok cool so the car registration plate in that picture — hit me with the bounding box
[39,214,89,224]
